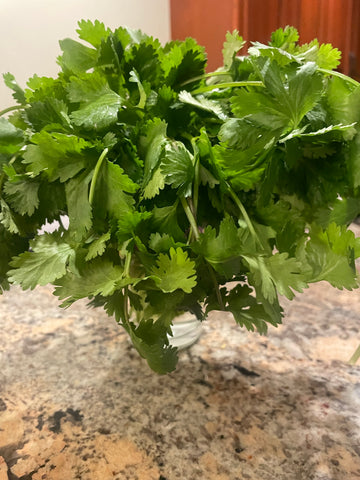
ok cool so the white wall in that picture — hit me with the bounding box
[0,0,171,108]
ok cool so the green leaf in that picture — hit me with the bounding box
[22,131,89,182]
[315,197,360,228]
[8,233,76,290]
[152,247,197,293]
[316,43,342,70]
[140,118,168,186]
[270,26,299,49]
[25,98,70,131]
[25,75,67,103]
[54,258,133,306]
[162,37,206,89]
[0,118,24,154]
[254,58,324,128]
[161,141,195,197]
[297,223,360,289]
[0,223,29,293]
[3,73,26,104]
[67,71,111,103]
[58,38,97,73]
[178,90,227,120]
[85,232,111,261]
[70,92,124,130]
[151,204,185,242]
[4,179,40,216]
[149,233,181,253]
[222,30,246,69]
[117,210,152,242]
[76,19,110,48]
[65,170,93,240]
[244,253,308,302]
[226,284,282,334]
[193,216,243,277]
[128,318,178,374]
[0,118,24,144]
[93,160,138,220]
[143,168,166,199]
[0,199,20,234]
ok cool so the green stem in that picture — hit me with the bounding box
[208,265,225,310]
[180,196,200,241]
[227,185,262,247]
[349,344,360,365]
[0,173,5,196]
[88,148,109,205]
[181,70,232,87]
[319,68,360,88]
[191,81,264,95]
[0,104,26,117]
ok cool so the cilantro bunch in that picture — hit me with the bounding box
[1,22,360,373]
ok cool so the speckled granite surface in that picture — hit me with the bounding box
[1,226,360,480]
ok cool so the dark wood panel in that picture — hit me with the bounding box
[170,0,360,75]
[170,0,239,70]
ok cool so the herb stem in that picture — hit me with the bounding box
[349,344,360,365]
[191,81,264,95]
[227,185,262,247]
[0,173,5,196]
[88,148,109,205]
[180,70,232,87]
[0,105,26,117]
[208,265,225,310]
[319,68,360,88]
[180,196,200,242]
[192,141,200,216]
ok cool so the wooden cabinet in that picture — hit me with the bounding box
[170,0,360,78]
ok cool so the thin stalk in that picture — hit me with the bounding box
[180,70,232,87]
[122,250,133,325]
[180,196,200,241]
[0,173,5,195]
[208,265,225,310]
[0,105,26,117]
[191,80,264,95]
[193,160,200,216]
[88,148,109,205]
[349,344,360,365]
[319,68,360,88]
[227,185,262,248]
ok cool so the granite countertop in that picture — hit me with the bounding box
[1,226,360,480]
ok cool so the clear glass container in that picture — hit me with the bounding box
[168,312,202,350]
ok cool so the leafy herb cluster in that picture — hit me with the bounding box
[1,22,360,373]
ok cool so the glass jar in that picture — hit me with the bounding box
[168,312,202,350]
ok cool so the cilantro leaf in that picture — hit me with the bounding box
[65,170,93,240]
[161,141,195,197]
[8,233,76,290]
[244,253,308,302]
[222,30,246,69]
[76,19,110,48]
[226,284,282,334]
[178,90,227,120]
[22,131,89,182]
[70,92,124,130]
[4,179,40,216]
[93,160,138,221]
[54,258,134,306]
[85,232,111,261]
[152,247,197,293]
[298,223,360,289]
[58,38,97,73]
[127,318,178,374]
[3,73,26,104]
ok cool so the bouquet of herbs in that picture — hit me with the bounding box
[1,22,360,373]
